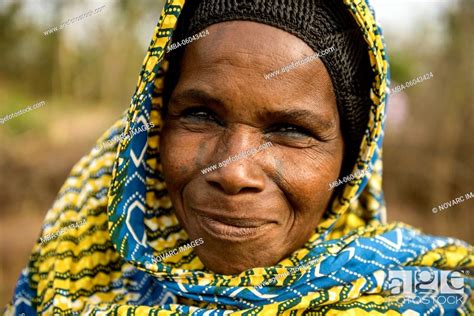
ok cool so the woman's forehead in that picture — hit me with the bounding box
[184,21,317,70]
[174,21,336,107]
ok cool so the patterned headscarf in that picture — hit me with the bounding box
[5,0,474,315]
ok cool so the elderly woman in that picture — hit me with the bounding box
[5,0,473,315]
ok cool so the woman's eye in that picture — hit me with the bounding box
[181,108,216,122]
[271,124,313,138]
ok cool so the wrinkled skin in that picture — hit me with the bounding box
[160,21,344,275]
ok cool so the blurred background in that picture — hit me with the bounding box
[0,0,472,307]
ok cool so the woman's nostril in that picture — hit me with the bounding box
[206,171,265,195]
[208,179,261,195]
[240,187,262,194]
[208,180,223,191]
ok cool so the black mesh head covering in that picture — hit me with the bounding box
[163,0,374,173]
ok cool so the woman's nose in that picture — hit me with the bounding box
[203,130,267,195]
[204,157,266,195]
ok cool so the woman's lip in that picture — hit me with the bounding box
[191,208,275,226]
[194,212,275,239]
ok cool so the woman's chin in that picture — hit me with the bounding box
[203,260,253,275]
[192,233,285,275]
[196,214,278,242]
[199,253,271,275]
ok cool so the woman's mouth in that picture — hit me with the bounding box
[194,210,276,240]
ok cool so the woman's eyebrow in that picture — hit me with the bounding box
[255,109,336,130]
[172,89,225,107]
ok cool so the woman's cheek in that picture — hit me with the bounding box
[161,128,192,177]
[160,126,209,181]
[276,149,339,203]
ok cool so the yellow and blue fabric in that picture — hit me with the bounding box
[5,0,474,315]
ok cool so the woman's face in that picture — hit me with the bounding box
[160,21,344,274]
